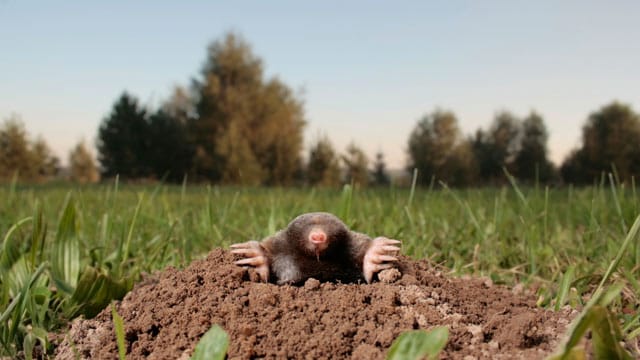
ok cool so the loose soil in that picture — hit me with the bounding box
[55,249,577,359]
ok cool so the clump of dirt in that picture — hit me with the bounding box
[55,249,576,359]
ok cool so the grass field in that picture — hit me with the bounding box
[1,178,639,357]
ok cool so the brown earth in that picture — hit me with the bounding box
[54,249,578,359]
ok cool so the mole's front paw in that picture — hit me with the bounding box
[363,237,401,283]
[230,241,269,282]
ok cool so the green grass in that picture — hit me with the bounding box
[0,181,639,357]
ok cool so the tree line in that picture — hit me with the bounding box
[0,116,59,183]
[2,32,640,187]
[94,33,383,186]
[406,101,640,187]
[0,115,99,184]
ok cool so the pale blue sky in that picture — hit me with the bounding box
[1,1,639,168]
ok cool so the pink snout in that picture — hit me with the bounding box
[309,231,327,244]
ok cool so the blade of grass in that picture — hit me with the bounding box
[554,265,575,311]
[339,184,353,223]
[550,212,639,359]
[23,332,36,360]
[627,326,640,340]
[111,303,126,360]
[50,195,80,295]
[407,168,418,209]
[121,193,144,271]
[590,306,633,360]
[28,202,46,267]
[608,174,628,234]
[1,217,32,270]
[593,213,640,299]
[7,263,47,350]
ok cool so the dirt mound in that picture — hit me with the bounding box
[55,249,576,359]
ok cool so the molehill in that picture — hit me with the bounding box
[55,249,576,359]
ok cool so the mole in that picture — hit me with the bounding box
[230,212,401,284]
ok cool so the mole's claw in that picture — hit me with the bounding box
[373,254,397,263]
[373,263,393,271]
[235,256,266,266]
[363,236,402,283]
[380,245,401,252]
[231,241,270,282]
[231,240,260,249]
[375,237,401,245]
[231,248,261,257]
[256,266,269,282]
[364,268,374,284]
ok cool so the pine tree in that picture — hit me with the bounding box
[147,107,192,182]
[371,151,390,186]
[97,92,150,179]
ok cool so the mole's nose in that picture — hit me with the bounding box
[309,231,327,243]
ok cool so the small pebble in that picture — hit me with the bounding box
[304,278,321,290]
[248,269,262,283]
[425,298,436,305]
[512,283,525,295]
[240,324,254,336]
[378,268,401,283]
[467,324,483,337]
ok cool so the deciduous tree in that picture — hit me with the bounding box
[471,112,521,183]
[216,120,264,185]
[307,135,341,186]
[512,112,556,183]
[561,102,640,184]
[190,32,305,184]
[0,116,59,182]
[31,137,60,181]
[342,142,369,186]
[0,116,35,181]
[69,140,99,184]
[407,109,475,186]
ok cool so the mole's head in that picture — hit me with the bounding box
[285,212,350,258]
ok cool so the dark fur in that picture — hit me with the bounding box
[262,212,372,284]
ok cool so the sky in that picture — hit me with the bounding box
[1,1,639,168]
